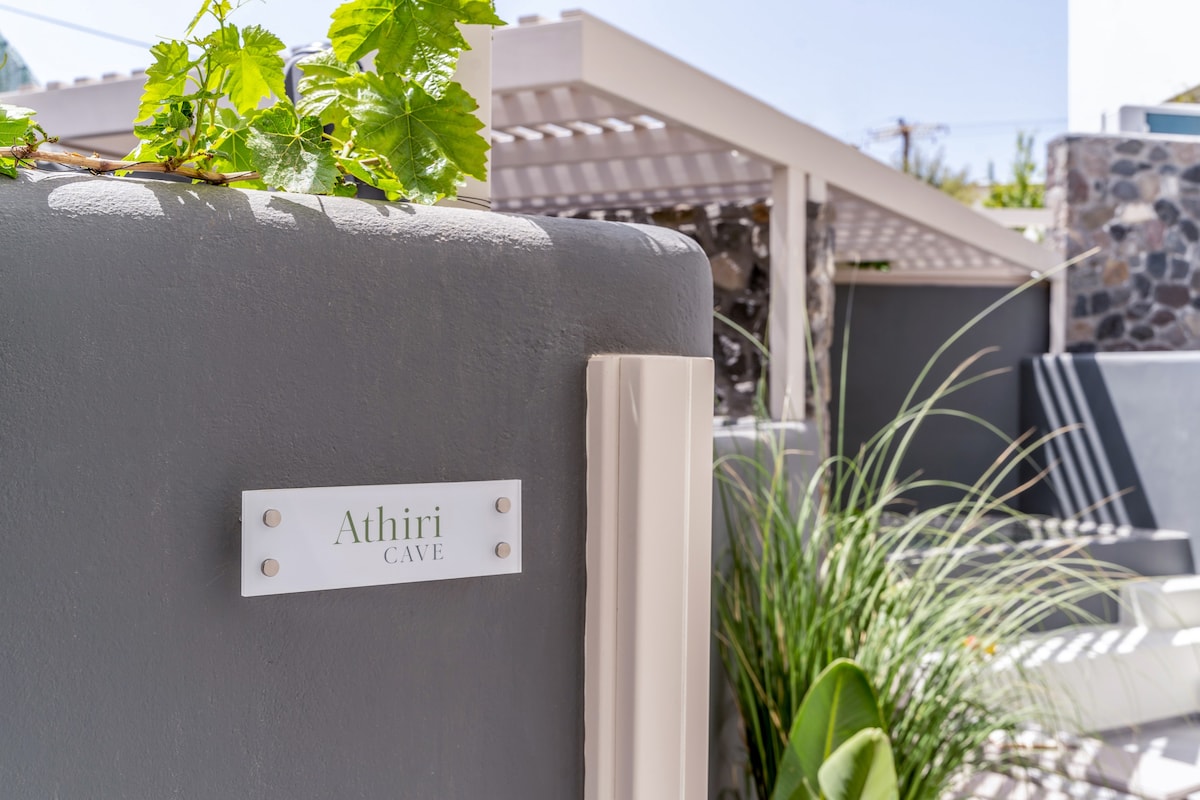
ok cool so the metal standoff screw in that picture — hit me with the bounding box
[495,497,512,513]
[261,558,280,577]
[263,509,282,528]
[495,542,512,559]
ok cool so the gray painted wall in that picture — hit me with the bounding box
[832,283,1050,509]
[0,172,712,798]
[1099,354,1200,544]
[1022,352,1200,563]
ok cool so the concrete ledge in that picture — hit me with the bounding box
[1000,623,1200,733]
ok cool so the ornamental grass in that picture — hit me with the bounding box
[715,265,1127,799]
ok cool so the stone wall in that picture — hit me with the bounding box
[1047,134,1200,351]
[562,199,836,419]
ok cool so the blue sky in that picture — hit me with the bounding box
[0,0,1067,182]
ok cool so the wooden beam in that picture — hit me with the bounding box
[493,125,732,170]
[834,266,1036,287]
[493,150,770,203]
[493,86,642,130]
[768,166,807,420]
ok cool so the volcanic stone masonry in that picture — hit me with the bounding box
[1047,134,1200,351]
[560,199,835,419]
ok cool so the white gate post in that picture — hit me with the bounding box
[584,355,714,800]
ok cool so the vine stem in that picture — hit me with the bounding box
[0,146,260,186]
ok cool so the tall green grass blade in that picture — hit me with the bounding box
[714,247,1129,799]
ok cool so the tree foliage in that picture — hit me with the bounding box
[899,145,976,205]
[0,0,503,203]
[984,132,1045,209]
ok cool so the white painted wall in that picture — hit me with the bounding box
[1069,0,1200,132]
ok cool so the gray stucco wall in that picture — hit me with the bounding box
[832,283,1050,509]
[0,172,712,798]
[1022,352,1200,561]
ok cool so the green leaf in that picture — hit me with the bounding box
[817,729,898,800]
[210,24,287,114]
[769,774,817,800]
[184,0,231,35]
[346,74,487,203]
[330,177,359,197]
[128,101,194,161]
[0,104,23,175]
[0,103,35,147]
[772,659,887,800]
[338,155,406,200]
[247,106,338,194]
[137,40,193,122]
[295,49,360,127]
[133,102,193,139]
[329,0,503,93]
[208,108,267,189]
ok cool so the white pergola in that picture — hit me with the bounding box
[0,9,1062,419]
[489,12,1061,418]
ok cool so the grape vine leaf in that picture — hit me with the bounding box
[330,177,359,197]
[247,106,338,194]
[346,74,488,203]
[339,154,406,200]
[329,0,503,94]
[128,101,195,162]
[137,41,193,122]
[211,24,287,115]
[207,108,267,189]
[185,0,232,35]
[0,103,36,178]
[0,103,35,145]
[295,50,360,127]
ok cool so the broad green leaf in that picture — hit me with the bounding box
[208,108,267,189]
[0,103,35,146]
[329,0,503,93]
[817,728,898,800]
[772,659,887,800]
[769,773,817,800]
[137,40,193,121]
[0,103,23,174]
[247,106,338,194]
[295,49,360,127]
[133,102,193,139]
[338,154,406,200]
[212,24,287,114]
[184,0,232,35]
[185,1,212,35]
[330,177,359,197]
[346,74,487,203]
[128,102,193,161]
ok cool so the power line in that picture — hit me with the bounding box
[943,117,1066,131]
[0,3,152,49]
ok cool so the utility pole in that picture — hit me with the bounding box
[869,118,948,174]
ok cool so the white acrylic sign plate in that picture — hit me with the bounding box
[241,480,521,597]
